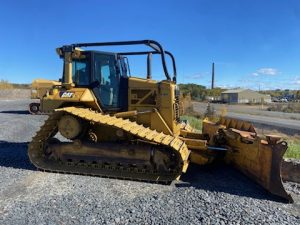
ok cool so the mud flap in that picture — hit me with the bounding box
[203,118,293,203]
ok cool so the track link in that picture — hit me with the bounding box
[28,107,190,183]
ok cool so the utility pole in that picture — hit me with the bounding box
[211,62,215,89]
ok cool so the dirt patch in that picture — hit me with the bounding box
[267,102,300,114]
[282,159,300,183]
[254,123,299,136]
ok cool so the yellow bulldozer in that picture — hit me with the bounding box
[28,40,292,202]
[29,79,61,114]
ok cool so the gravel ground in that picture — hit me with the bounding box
[0,89,30,100]
[0,99,299,225]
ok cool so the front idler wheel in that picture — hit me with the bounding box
[58,114,86,140]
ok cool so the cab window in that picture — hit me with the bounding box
[72,59,90,86]
[94,53,120,108]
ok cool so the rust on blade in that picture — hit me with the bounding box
[266,139,293,203]
[202,117,293,203]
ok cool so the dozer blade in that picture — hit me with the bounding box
[203,117,293,203]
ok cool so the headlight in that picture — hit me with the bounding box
[31,89,37,94]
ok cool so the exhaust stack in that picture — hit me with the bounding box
[211,62,215,89]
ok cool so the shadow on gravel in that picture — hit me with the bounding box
[0,140,286,202]
[179,163,284,202]
[0,110,30,115]
[0,141,35,170]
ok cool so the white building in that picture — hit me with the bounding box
[221,89,271,104]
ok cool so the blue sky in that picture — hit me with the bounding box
[0,0,299,90]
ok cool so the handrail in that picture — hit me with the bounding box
[61,40,176,82]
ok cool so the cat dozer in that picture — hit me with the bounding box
[29,79,61,114]
[28,40,293,202]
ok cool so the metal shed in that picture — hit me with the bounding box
[221,89,271,104]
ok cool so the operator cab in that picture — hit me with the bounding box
[66,51,129,111]
[58,40,177,112]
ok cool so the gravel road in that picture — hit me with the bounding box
[193,102,300,134]
[0,99,299,225]
[193,102,300,121]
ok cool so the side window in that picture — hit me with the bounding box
[100,65,111,85]
[118,57,128,78]
[94,53,120,108]
[72,60,90,85]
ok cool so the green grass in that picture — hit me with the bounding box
[284,139,300,159]
[180,115,203,131]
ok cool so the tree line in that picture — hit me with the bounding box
[259,89,300,100]
[178,83,225,101]
[179,83,300,101]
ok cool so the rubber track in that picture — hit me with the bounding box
[28,107,190,182]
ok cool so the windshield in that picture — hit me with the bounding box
[72,58,90,86]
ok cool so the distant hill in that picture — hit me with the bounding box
[1,79,298,100]
[0,80,30,89]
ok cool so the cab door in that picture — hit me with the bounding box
[92,52,121,110]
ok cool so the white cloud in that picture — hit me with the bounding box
[186,72,209,79]
[236,74,299,90]
[256,68,278,76]
[189,73,205,79]
[252,72,259,76]
[218,84,236,89]
[292,77,300,85]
